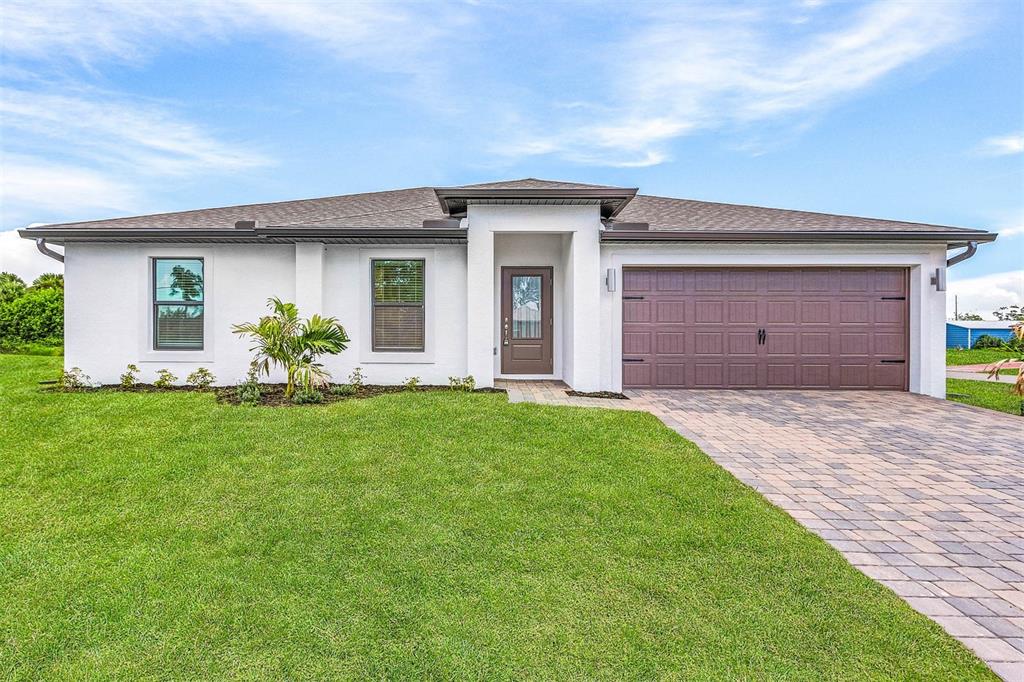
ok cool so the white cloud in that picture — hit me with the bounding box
[975,133,1024,157]
[948,270,1024,319]
[496,1,978,166]
[0,229,63,282]
[0,155,138,216]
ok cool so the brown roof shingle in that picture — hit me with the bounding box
[21,178,988,237]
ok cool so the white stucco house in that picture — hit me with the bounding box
[20,179,995,397]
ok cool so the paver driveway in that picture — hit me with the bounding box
[627,389,1024,681]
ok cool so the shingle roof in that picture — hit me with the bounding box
[20,178,988,237]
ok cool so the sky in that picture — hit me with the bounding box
[0,0,1021,318]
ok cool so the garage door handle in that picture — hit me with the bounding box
[880,359,905,364]
[881,296,906,301]
[623,358,645,363]
[757,328,766,345]
[623,295,645,300]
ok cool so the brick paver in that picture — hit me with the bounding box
[502,382,1024,679]
[629,390,1024,680]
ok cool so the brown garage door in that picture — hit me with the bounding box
[622,267,908,390]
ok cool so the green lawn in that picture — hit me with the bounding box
[946,347,1020,366]
[1,355,992,680]
[948,377,1023,416]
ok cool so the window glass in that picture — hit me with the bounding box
[153,258,204,350]
[511,275,542,339]
[372,259,424,352]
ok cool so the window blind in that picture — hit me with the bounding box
[153,258,204,350]
[372,259,424,352]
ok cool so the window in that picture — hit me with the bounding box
[153,258,204,350]
[372,259,424,352]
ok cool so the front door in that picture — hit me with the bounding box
[501,267,553,374]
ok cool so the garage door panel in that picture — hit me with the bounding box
[657,332,686,354]
[694,364,724,387]
[695,332,723,354]
[801,301,831,323]
[728,332,758,355]
[875,300,905,323]
[694,301,724,323]
[623,300,650,322]
[728,364,758,386]
[623,331,651,355]
[800,365,831,388]
[839,301,870,324]
[767,301,797,323]
[656,270,685,291]
[622,267,907,390]
[657,364,687,386]
[728,300,757,323]
[839,364,870,388]
[656,300,686,322]
[765,331,797,355]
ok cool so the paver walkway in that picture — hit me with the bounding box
[504,381,1024,680]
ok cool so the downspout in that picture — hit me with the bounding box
[946,241,977,268]
[35,238,64,263]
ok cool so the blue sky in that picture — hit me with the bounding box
[1,0,1021,317]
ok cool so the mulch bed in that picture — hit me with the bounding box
[215,384,505,407]
[565,390,628,400]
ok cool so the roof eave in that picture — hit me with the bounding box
[600,230,998,246]
[18,226,467,244]
[433,187,638,218]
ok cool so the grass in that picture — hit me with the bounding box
[947,377,1023,416]
[0,341,63,356]
[1,355,993,680]
[946,347,1020,366]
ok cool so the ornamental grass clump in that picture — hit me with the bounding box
[232,298,349,399]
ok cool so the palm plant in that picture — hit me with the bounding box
[985,322,1024,397]
[232,298,350,398]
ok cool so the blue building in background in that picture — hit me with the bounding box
[946,321,1018,349]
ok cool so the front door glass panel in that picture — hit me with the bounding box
[511,275,542,339]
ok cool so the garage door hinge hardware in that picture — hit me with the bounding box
[623,295,645,300]
[880,359,906,364]
[623,358,644,363]
[880,296,906,301]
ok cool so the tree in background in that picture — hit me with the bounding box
[955,312,984,321]
[0,273,27,304]
[993,305,1024,321]
[0,272,64,351]
[31,273,64,290]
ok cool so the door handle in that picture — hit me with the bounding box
[503,317,510,346]
[757,328,766,345]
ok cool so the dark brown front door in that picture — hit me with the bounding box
[501,267,553,374]
[622,267,909,390]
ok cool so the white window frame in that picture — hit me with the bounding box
[359,248,435,364]
[138,248,216,363]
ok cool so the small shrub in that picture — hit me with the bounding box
[120,363,140,388]
[236,363,261,405]
[186,367,216,389]
[404,376,421,390]
[973,334,1004,349]
[153,369,178,388]
[348,366,365,389]
[448,375,476,392]
[59,367,91,390]
[292,387,324,404]
[331,383,357,396]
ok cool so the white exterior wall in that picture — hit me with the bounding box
[62,211,948,398]
[64,242,466,386]
[599,241,950,398]
[465,204,603,388]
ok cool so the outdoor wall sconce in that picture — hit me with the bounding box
[930,267,946,292]
[606,268,617,292]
